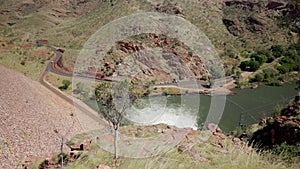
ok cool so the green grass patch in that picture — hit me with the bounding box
[0,48,50,80]
[45,72,72,93]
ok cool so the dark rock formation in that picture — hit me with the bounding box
[266,1,285,10]
[250,94,300,148]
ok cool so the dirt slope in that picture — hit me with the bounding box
[0,66,82,168]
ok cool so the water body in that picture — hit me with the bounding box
[126,82,299,133]
[84,82,299,133]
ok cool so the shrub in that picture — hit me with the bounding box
[287,43,300,52]
[250,53,267,65]
[272,142,300,161]
[240,60,249,71]
[20,60,25,65]
[267,81,281,86]
[249,60,261,71]
[272,104,282,117]
[270,44,285,58]
[228,51,235,58]
[240,60,261,71]
[54,152,68,164]
[284,121,298,129]
[266,55,275,63]
[285,49,298,59]
[277,66,288,74]
[145,89,152,95]
[257,48,272,58]
[250,73,264,82]
[59,80,71,90]
[263,68,278,80]
[162,90,169,96]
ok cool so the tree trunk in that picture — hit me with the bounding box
[113,128,118,159]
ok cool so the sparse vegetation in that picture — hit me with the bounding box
[272,142,300,161]
[1,0,300,168]
[47,126,300,169]
[95,80,141,160]
[46,72,72,93]
[59,80,71,90]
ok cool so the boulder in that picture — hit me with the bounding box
[98,164,112,169]
[70,144,83,151]
[266,1,285,10]
[232,137,241,145]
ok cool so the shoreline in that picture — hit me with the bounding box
[148,78,237,96]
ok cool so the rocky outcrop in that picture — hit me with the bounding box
[36,39,49,45]
[245,16,266,32]
[16,3,41,16]
[94,33,208,83]
[224,1,263,12]
[155,3,184,15]
[250,94,300,148]
[222,18,244,36]
[70,140,92,151]
[266,1,285,10]
[36,140,92,168]
[222,0,298,47]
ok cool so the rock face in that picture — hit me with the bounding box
[85,33,208,84]
[250,94,300,148]
[0,66,82,168]
[37,140,92,168]
[222,0,298,48]
[155,2,184,15]
[266,1,285,10]
[224,1,262,11]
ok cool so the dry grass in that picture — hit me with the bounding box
[37,128,299,169]
[0,46,52,80]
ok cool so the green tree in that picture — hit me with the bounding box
[270,44,285,58]
[59,80,71,90]
[95,80,140,159]
[240,60,260,71]
[266,55,275,63]
[248,60,260,71]
[263,68,277,80]
[250,53,267,65]
[250,73,264,82]
[240,60,250,71]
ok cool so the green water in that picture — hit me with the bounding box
[220,83,298,132]
[84,83,299,133]
[127,82,299,133]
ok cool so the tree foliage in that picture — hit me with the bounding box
[270,44,285,58]
[95,80,141,159]
[240,60,260,71]
[277,43,300,74]
[95,80,140,129]
[250,73,264,82]
[59,80,71,90]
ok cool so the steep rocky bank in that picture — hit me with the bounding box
[250,93,300,148]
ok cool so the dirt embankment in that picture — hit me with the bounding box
[0,66,82,168]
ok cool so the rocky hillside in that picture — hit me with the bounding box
[0,66,82,168]
[222,0,300,51]
[1,0,299,81]
[77,33,209,84]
